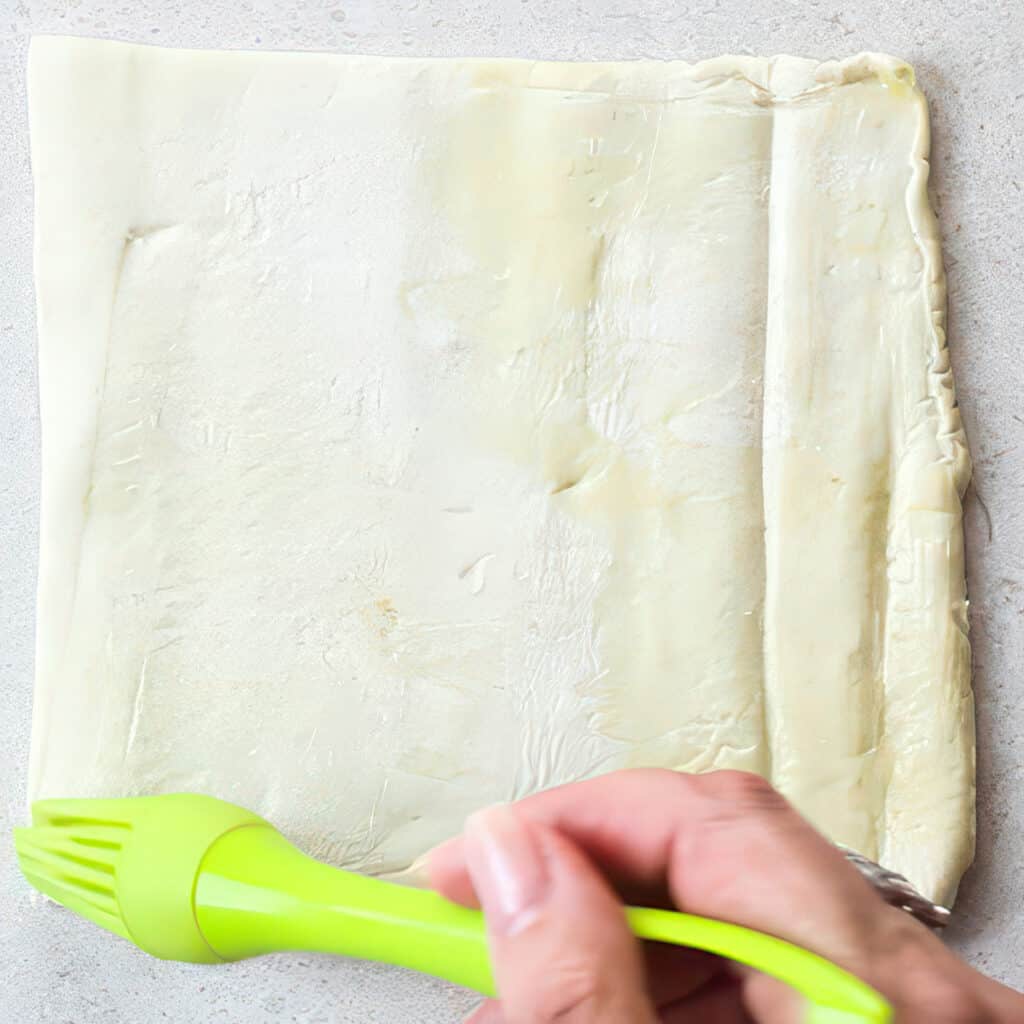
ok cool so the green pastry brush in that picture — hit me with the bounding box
[14,793,891,1024]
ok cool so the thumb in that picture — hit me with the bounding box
[463,805,656,1024]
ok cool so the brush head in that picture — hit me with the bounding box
[15,793,267,962]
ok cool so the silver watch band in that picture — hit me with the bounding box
[840,846,952,929]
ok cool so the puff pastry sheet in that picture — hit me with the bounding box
[28,37,973,904]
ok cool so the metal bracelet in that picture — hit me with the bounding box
[840,846,952,929]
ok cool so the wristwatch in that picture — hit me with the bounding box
[840,846,952,928]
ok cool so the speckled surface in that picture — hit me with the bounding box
[1,1,1021,1021]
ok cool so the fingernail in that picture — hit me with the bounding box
[392,852,433,888]
[429,834,461,863]
[398,833,463,888]
[464,805,548,936]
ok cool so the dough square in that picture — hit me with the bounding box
[28,37,972,903]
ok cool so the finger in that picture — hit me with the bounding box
[464,804,657,1024]
[659,974,752,1024]
[731,965,802,1023]
[430,833,479,906]
[434,908,725,1010]
[644,943,724,1008]
[431,769,885,969]
[433,827,667,911]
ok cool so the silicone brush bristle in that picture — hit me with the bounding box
[14,799,133,943]
[17,793,274,962]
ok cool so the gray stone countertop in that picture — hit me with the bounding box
[1,1,1021,1020]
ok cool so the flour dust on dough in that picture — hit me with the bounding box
[27,38,972,905]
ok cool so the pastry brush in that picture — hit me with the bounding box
[14,793,891,1024]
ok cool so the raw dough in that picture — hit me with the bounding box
[27,37,973,904]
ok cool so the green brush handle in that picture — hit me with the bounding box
[195,825,891,1023]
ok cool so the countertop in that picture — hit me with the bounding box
[1,1,1022,1020]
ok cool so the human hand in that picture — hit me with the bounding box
[428,769,1023,1023]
